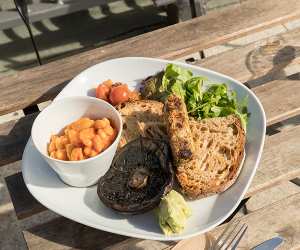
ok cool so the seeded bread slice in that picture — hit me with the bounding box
[165,95,246,199]
[116,100,167,147]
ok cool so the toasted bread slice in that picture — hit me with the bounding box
[165,94,195,162]
[116,100,167,147]
[165,95,246,199]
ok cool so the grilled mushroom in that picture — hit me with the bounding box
[97,137,174,214]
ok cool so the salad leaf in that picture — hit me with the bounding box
[160,64,193,92]
[236,96,249,129]
[184,77,204,114]
[171,81,186,98]
[140,63,250,129]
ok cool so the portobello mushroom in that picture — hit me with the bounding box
[97,137,174,214]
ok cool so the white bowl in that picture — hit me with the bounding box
[31,96,122,187]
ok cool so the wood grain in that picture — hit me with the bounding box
[253,80,300,126]
[1,0,300,115]
[246,125,300,198]
[6,123,300,220]
[22,193,300,249]
[217,194,300,250]
[170,193,300,250]
[22,216,174,250]
[5,171,46,219]
[22,217,128,250]
[0,113,37,167]
[198,27,300,88]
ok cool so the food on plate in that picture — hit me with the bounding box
[116,100,167,148]
[94,63,249,235]
[164,94,195,163]
[95,80,140,106]
[166,95,246,198]
[140,71,165,101]
[109,84,130,106]
[156,190,192,235]
[97,137,174,214]
[141,64,249,129]
[96,79,112,101]
[48,117,117,161]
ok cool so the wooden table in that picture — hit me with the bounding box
[1,0,300,249]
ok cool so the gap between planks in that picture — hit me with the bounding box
[196,28,300,89]
[1,0,300,115]
[22,192,300,250]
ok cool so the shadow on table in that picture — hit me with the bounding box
[0,0,168,73]
[245,42,300,88]
[0,79,69,167]
[25,216,129,249]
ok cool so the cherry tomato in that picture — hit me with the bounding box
[96,83,110,101]
[109,85,129,105]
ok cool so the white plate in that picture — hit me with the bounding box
[22,57,266,241]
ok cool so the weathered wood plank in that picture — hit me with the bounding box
[104,239,173,250]
[198,27,300,87]
[1,0,300,115]
[0,113,37,167]
[22,192,300,249]
[253,80,300,126]
[245,181,300,213]
[169,193,300,250]
[22,217,128,250]
[246,125,300,198]
[6,123,300,220]
[5,171,46,220]
[22,216,174,250]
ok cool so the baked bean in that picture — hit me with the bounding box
[82,139,92,147]
[93,135,104,153]
[97,129,108,140]
[83,147,92,157]
[48,117,117,161]
[48,140,56,153]
[94,118,110,129]
[71,118,94,131]
[55,135,69,150]
[50,151,56,158]
[104,126,114,136]
[67,129,81,147]
[70,148,84,161]
[90,150,98,157]
[109,129,117,142]
[65,144,74,159]
[56,149,68,160]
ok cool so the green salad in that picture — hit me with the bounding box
[141,64,249,128]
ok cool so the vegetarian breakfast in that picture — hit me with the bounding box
[47,63,249,235]
[48,117,117,161]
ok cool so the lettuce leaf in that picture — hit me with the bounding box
[141,63,249,129]
[160,64,193,92]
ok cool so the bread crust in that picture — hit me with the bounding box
[165,95,195,162]
[165,95,246,199]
